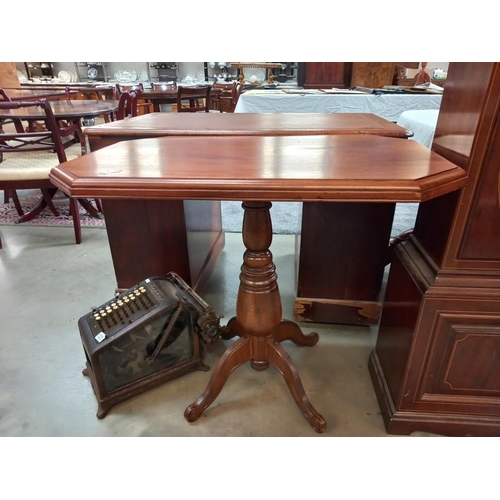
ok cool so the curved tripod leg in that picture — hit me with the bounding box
[274,320,319,347]
[267,340,326,433]
[221,316,244,340]
[184,336,251,422]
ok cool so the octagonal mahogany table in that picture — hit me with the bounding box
[49,134,466,433]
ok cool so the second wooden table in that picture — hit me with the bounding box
[84,112,411,323]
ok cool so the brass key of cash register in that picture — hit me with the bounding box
[78,272,225,418]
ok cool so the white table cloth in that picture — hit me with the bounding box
[396,109,440,148]
[235,90,442,122]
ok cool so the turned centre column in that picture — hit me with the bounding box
[237,201,281,370]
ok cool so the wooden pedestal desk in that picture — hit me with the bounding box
[84,112,411,323]
[50,134,465,433]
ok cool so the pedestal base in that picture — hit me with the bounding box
[184,201,326,433]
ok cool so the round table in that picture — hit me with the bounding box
[0,99,119,121]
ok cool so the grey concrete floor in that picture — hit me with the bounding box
[0,222,393,437]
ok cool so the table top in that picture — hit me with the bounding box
[20,82,114,90]
[235,90,443,121]
[4,88,74,101]
[49,135,466,203]
[83,112,411,139]
[140,88,177,99]
[140,87,223,99]
[0,99,119,119]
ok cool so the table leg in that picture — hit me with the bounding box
[184,201,326,433]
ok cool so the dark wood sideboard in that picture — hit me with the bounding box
[298,63,352,89]
[369,62,500,436]
[298,62,396,89]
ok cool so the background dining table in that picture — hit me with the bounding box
[3,88,78,101]
[0,99,119,155]
[235,89,443,121]
[0,99,118,120]
[139,86,223,112]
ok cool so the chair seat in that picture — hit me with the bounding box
[0,146,80,181]
[0,161,52,180]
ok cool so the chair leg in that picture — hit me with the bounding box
[4,190,24,216]
[10,190,24,216]
[69,198,82,244]
[77,198,100,218]
[94,199,103,212]
[41,189,60,216]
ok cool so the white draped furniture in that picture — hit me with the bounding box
[396,109,439,148]
[235,90,442,122]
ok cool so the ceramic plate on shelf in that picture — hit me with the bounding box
[115,71,132,83]
[87,67,98,79]
[196,71,205,83]
[138,71,149,82]
[255,71,265,82]
[58,70,71,83]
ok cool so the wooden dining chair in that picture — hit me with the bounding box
[176,85,213,113]
[1,88,26,212]
[115,91,139,120]
[219,82,244,113]
[0,88,25,133]
[115,83,153,116]
[0,99,102,246]
[211,83,234,112]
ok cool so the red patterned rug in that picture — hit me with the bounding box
[0,192,105,228]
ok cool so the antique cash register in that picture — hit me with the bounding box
[78,272,225,418]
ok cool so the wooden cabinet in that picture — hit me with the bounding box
[350,62,395,88]
[298,62,397,89]
[0,62,20,88]
[298,62,352,89]
[369,62,500,436]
